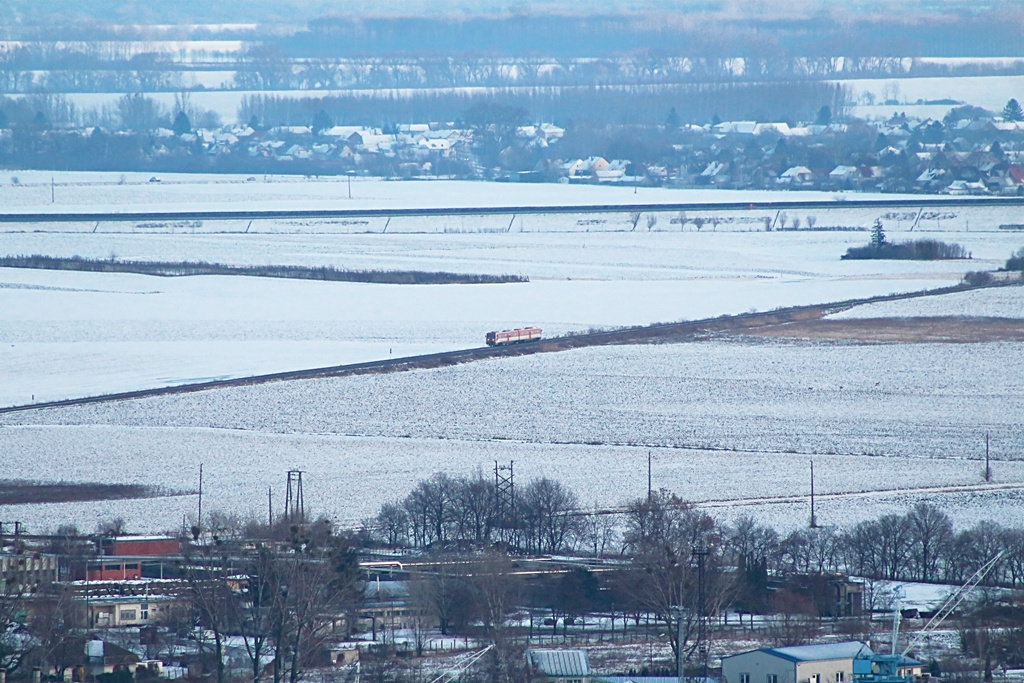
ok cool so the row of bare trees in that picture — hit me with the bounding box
[377,472,581,554]
[374,475,1024,593]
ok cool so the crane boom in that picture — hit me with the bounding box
[427,644,495,683]
[902,550,1005,657]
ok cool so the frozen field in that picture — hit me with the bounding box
[0,172,929,215]
[2,338,1022,534]
[832,285,1024,319]
[7,177,1018,406]
[2,177,1022,535]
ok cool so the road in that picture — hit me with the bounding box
[2,195,1024,223]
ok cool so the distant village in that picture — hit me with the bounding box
[5,102,1024,196]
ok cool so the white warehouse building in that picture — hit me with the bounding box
[722,642,873,683]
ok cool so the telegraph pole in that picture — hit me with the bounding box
[985,432,991,482]
[648,450,652,502]
[691,543,710,681]
[197,463,203,533]
[810,460,818,528]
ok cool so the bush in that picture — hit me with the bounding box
[842,238,969,260]
[962,270,994,286]
[1005,247,1024,271]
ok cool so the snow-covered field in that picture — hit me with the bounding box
[1,177,1022,534]
[2,338,1023,534]
[5,176,1019,406]
[832,286,1024,319]
[843,75,1024,118]
[0,172,932,214]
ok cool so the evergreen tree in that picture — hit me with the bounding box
[871,219,887,248]
[815,105,832,125]
[666,106,680,129]
[172,111,191,136]
[312,109,333,135]
[1002,98,1024,122]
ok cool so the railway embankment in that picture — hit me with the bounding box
[1,278,1021,415]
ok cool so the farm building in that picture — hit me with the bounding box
[722,641,872,683]
[528,649,592,683]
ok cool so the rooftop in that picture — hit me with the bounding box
[529,649,591,677]
[769,642,873,663]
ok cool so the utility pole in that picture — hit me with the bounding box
[197,463,203,534]
[285,470,305,523]
[268,486,273,527]
[648,450,652,503]
[985,432,991,482]
[494,461,516,545]
[810,459,818,528]
[692,543,710,682]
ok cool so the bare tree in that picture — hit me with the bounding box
[806,215,817,230]
[451,474,495,543]
[647,214,658,231]
[0,578,30,673]
[25,583,87,680]
[410,554,475,635]
[404,472,457,547]
[630,211,642,231]
[180,543,235,683]
[518,477,581,554]
[116,93,163,132]
[907,503,953,582]
[622,490,726,668]
[270,536,363,683]
[375,503,409,548]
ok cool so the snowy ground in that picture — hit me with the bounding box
[830,285,1024,319]
[3,337,1023,534]
[6,177,1018,406]
[0,172,932,215]
[2,177,1021,534]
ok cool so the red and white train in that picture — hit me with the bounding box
[485,327,542,346]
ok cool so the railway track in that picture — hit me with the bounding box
[2,279,1019,415]
[2,195,1024,224]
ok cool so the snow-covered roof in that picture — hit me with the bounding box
[768,641,872,663]
[781,166,813,178]
[528,649,591,677]
[830,165,858,177]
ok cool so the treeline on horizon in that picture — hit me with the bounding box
[6,3,1024,59]
[239,81,848,128]
[0,255,528,285]
[370,470,1024,589]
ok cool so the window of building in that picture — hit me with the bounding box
[810,675,820,683]
[120,609,137,621]
[141,603,149,620]
[741,674,751,683]
[837,672,845,682]
[768,675,778,683]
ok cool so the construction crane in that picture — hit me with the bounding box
[853,551,1006,683]
[427,644,495,683]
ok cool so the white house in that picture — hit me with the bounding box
[722,641,872,683]
[779,166,814,184]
